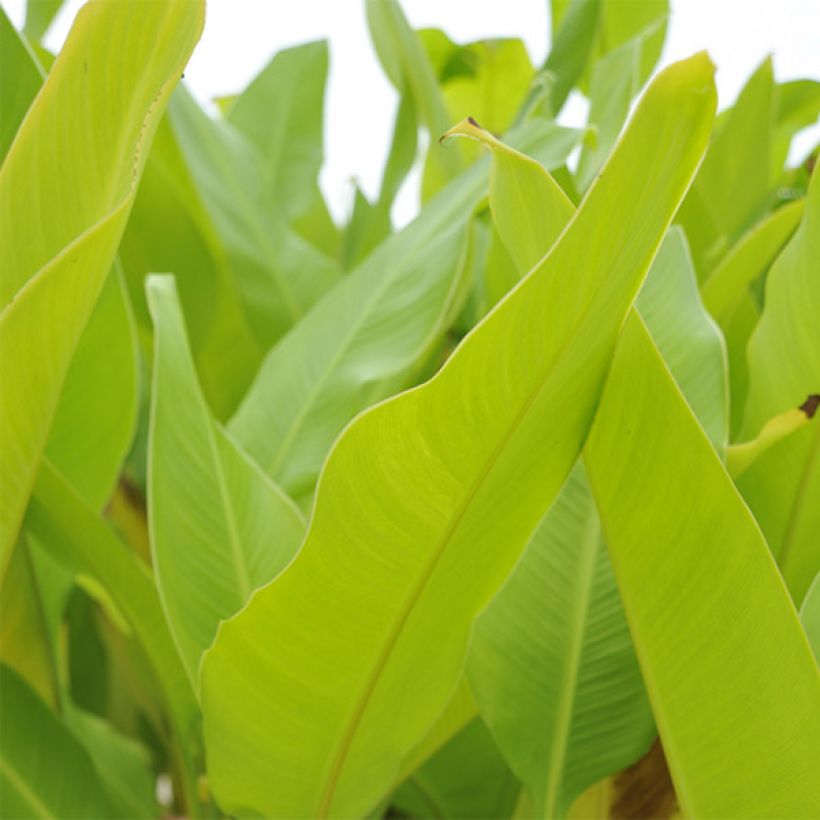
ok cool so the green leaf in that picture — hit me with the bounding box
[227,40,329,225]
[800,572,820,662]
[575,31,643,193]
[462,105,723,818]
[167,86,340,349]
[543,0,601,113]
[23,0,66,41]
[0,0,204,577]
[146,274,305,685]
[65,707,157,820]
[700,199,804,328]
[0,7,45,162]
[25,461,200,811]
[0,662,113,819]
[772,79,820,179]
[119,116,262,421]
[736,169,820,603]
[200,54,715,818]
[229,120,580,500]
[584,311,820,818]
[391,719,521,819]
[44,263,138,508]
[677,57,775,278]
[469,464,655,818]
[366,0,463,195]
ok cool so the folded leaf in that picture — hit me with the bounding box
[0,0,204,576]
[0,663,113,818]
[200,54,716,819]
[147,274,305,685]
[737,168,820,602]
[584,311,820,818]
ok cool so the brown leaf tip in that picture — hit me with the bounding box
[467,116,483,129]
[799,394,820,419]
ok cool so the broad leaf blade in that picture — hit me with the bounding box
[0,0,204,575]
[229,120,580,500]
[737,169,820,602]
[147,275,305,684]
[584,312,820,818]
[201,54,715,818]
[0,663,113,819]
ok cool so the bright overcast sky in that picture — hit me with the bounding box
[4,0,819,224]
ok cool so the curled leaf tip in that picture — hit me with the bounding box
[799,394,820,419]
[440,117,500,149]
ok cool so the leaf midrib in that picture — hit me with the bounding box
[0,755,56,819]
[315,250,623,816]
[541,497,601,817]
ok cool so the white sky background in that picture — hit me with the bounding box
[5,0,819,226]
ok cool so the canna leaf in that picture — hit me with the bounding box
[44,263,138,509]
[460,106,724,818]
[119,116,262,421]
[677,57,775,278]
[23,0,66,41]
[0,7,44,161]
[0,0,204,578]
[700,198,804,329]
[229,119,581,500]
[200,54,716,818]
[227,40,330,225]
[736,169,820,603]
[584,311,820,818]
[800,572,820,661]
[0,663,113,819]
[167,86,340,349]
[390,718,521,819]
[25,461,200,810]
[147,275,305,685]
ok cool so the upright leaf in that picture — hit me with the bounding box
[147,275,305,684]
[460,112,724,819]
[201,55,715,818]
[585,312,820,818]
[0,0,204,575]
[678,57,775,277]
[25,462,200,809]
[227,40,329,224]
[0,8,44,161]
[737,169,820,602]
[44,264,138,508]
[168,87,339,349]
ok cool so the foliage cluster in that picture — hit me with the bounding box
[1,0,819,817]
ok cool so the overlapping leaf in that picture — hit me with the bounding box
[200,54,715,818]
[147,275,305,684]
[736,168,820,603]
[585,311,820,817]
[0,0,204,575]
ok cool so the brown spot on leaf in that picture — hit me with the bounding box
[467,116,483,129]
[799,394,820,419]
